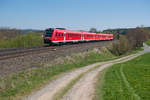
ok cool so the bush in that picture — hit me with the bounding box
[109,27,149,56]
[145,39,150,46]
[109,35,129,56]
[0,33,43,48]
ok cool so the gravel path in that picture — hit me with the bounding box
[23,62,106,100]
[24,44,150,100]
[61,44,150,100]
[62,54,141,100]
[24,52,143,100]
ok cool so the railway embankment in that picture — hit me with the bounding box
[0,42,116,100]
[0,41,111,77]
[0,41,146,100]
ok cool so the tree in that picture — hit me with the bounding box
[0,28,23,40]
[126,27,149,49]
[111,35,129,55]
[89,28,97,33]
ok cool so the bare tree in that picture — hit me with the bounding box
[111,35,129,55]
[126,27,149,49]
[0,28,23,40]
[89,28,97,33]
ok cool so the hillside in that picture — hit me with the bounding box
[103,27,150,35]
[21,29,44,34]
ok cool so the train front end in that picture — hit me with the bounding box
[43,28,54,44]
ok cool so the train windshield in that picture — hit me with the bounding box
[45,28,54,37]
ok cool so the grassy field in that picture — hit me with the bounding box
[145,39,150,46]
[0,32,43,48]
[0,48,116,100]
[95,53,150,100]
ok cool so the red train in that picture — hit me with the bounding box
[43,28,113,44]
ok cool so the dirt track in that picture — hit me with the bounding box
[23,43,150,100]
[62,54,142,100]
[24,51,145,100]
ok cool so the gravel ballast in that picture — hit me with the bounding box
[0,41,112,77]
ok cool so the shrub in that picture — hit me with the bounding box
[0,33,43,48]
[109,35,129,56]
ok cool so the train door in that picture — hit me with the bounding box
[58,32,63,41]
[64,32,66,42]
[82,33,84,41]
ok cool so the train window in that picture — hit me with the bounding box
[55,32,57,36]
[61,33,63,37]
[59,33,60,37]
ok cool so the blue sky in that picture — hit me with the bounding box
[0,0,150,31]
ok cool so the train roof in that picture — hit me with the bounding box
[45,28,113,35]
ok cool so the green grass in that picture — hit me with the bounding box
[95,53,150,100]
[0,33,43,48]
[0,48,116,100]
[145,39,150,46]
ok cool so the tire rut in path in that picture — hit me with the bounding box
[24,62,105,100]
[24,53,141,100]
[62,54,141,100]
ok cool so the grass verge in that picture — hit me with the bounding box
[93,69,106,100]
[95,53,150,100]
[145,39,150,46]
[0,48,116,100]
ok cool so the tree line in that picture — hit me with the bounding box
[88,27,150,55]
[110,27,149,55]
[0,28,23,42]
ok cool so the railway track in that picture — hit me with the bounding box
[0,41,114,77]
[0,46,56,61]
[0,41,113,61]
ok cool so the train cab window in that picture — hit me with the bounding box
[45,28,54,37]
[59,33,61,37]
